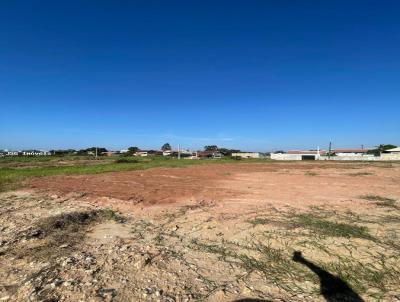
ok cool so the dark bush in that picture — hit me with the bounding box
[115,158,139,163]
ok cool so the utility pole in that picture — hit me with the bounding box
[95,147,98,159]
[328,142,332,160]
[178,144,181,160]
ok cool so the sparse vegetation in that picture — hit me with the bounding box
[288,213,375,240]
[3,207,127,265]
[348,172,374,176]
[247,217,270,226]
[360,195,399,209]
[0,156,269,192]
[2,161,400,301]
[360,194,396,203]
[114,157,139,164]
[305,171,317,176]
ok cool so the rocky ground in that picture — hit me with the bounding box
[1,162,400,301]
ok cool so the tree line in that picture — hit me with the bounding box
[43,143,241,156]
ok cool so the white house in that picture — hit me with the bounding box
[134,151,148,157]
[332,149,370,156]
[380,147,400,161]
[384,147,400,154]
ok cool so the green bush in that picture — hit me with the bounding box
[115,158,139,164]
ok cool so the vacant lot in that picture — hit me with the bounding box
[1,160,400,301]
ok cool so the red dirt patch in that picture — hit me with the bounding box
[27,162,400,212]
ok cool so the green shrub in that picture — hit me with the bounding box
[115,158,139,164]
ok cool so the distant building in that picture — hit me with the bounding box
[197,151,223,159]
[332,148,370,156]
[134,151,148,157]
[231,152,261,159]
[271,150,325,161]
[101,151,118,156]
[162,150,172,156]
[380,147,400,160]
[383,147,400,154]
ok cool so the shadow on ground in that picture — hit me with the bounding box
[292,251,364,302]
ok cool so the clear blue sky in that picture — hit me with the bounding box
[1,1,399,151]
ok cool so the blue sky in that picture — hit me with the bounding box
[0,1,399,151]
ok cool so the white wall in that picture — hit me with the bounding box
[272,153,400,161]
[232,152,260,158]
[380,153,400,161]
[271,153,303,160]
[319,155,377,161]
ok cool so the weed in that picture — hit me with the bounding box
[289,213,375,240]
[114,158,139,164]
[100,208,126,223]
[376,200,399,209]
[348,172,373,176]
[153,233,164,245]
[189,239,236,261]
[360,195,396,203]
[359,195,399,209]
[247,217,270,226]
[7,209,126,261]
[305,171,317,176]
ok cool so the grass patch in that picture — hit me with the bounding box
[114,158,139,164]
[289,213,374,240]
[359,195,398,209]
[247,217,270,226]
[322,258,397,295]
[100,208,127,223]
[305,171,318,176]
[9,208,125,261]
[189,239,310,291]
[189,239,235,261]
[347,172,373,176]
[360,195,396,203]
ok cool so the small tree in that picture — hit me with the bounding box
[127,146,139,155]
[204,145,218,151]
[161,143,171,151]
[218,148,240,156]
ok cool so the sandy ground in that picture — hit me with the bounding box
[1,161,400,301]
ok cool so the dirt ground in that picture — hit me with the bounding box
[1,162,400,301]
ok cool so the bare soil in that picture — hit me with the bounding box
[28,162,400,212]
[1,162,400,301]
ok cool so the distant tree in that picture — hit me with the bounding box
[127,146,139,155]
[77,149,87,155]
[218,148,240,156]
[161,143,171,151]
[367,144,397,156]
[204,145,218,151]
[49,149,76,156]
